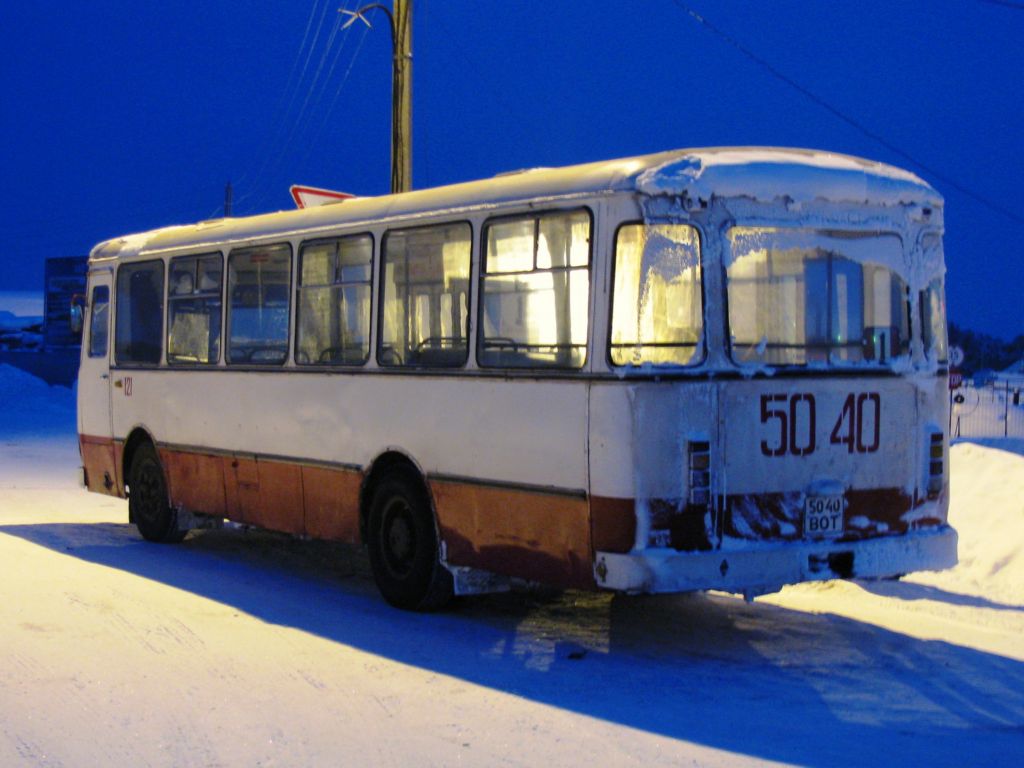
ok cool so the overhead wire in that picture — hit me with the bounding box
[230,0,331,202]
[235,0,345,213]
[244,14,359,213]
[976,0,1024,10]
[231,0,327,193]
[672,1,1024,226]
[296,23,373,179]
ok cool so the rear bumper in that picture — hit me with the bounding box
[594,526,958,595]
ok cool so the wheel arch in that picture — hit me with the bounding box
[121,426,158,500]
[359,449,433,545]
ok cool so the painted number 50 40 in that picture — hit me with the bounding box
[759,392,880,458]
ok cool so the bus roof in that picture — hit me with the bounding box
[89,147,942,262]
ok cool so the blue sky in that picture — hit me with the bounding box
[3,0,1021,338]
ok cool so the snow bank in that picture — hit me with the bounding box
[0,364,75,436]
[908,441,1024,606]
[0,290,43,316]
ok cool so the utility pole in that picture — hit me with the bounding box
[342,1,413,194]
[224,181,233,217]
[392,0,412,194]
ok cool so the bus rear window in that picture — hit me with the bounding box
[726,228,909,367]
[610,223,703,367]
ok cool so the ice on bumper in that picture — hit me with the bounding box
[594,526,958,596]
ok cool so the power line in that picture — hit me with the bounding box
[235,0,339,211]
[298,24,372,175]
[977,0,1024,10]
[233,0,329,193]
[672,1,1024,226]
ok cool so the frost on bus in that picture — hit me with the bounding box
[75,147,955,610]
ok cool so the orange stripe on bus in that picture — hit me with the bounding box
[430,479,595,589]
[79,434,121,497]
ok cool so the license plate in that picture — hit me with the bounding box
[804,495,844,539]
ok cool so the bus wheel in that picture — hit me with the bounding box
[367,469,452,610]
[129,443,187,543]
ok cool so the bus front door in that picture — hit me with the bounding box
[77,269,119,495]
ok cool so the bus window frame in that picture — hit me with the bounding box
[606,219,708,371]
[166,251,225,367]
[225,241,294,368]
[114,258,166,368]
[295,231,375,368]
[87,284,110,360]
[917,230,948,365]
[477,206,594,372]
[376,220,473,370]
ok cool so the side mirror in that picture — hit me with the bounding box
[69,295,85,336]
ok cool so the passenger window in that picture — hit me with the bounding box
[227,244,291,365]
[920,235,948,362]
[480,210,590,369]
[167,254,222,365]
[379,223,471,367]
[610,223,703,366]
[115,260,164,365]
[297,235,373,366]
[88,285,109,359]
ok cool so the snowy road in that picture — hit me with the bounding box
[1,371,1022,766]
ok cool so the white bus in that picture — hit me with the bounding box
[76,147,956,609]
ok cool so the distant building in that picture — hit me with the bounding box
[44,256,88,349]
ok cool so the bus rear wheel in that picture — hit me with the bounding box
[367,469,452,610]
[129,443,187,543]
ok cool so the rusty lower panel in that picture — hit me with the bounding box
[89,439,602,589]
[589,496,635,553]
[302,465,361,543]
[726,488,920,542]
[431,480,595,589]
[223,456,258,523]
[242,459,305,536]
[79,435,120,497]
[157,449,358,541]
[159,448,227,518]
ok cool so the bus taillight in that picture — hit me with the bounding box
[665,439,713,551]
[927,431,945,498]
[688,440,711,507]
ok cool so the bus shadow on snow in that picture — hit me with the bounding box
[856,577,1022,611]
[4,520,1024,767]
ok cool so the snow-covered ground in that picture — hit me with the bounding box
[1,364,1021,767]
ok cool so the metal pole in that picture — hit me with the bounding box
[1005,380,1010,438]
[392,0,412,194]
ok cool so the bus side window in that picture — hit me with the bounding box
[167,253,222,365]
[479,210,591,369]
[379,223,471,368]
[88,285,109,359]
[609,222,703,367]
[226,244,292,365]
[297,234,373,366]
[115,260,164,365]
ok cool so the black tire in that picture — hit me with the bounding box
[367,468,453,610]
[129,442,187,543]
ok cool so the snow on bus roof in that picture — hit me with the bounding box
[89,147,941,262]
